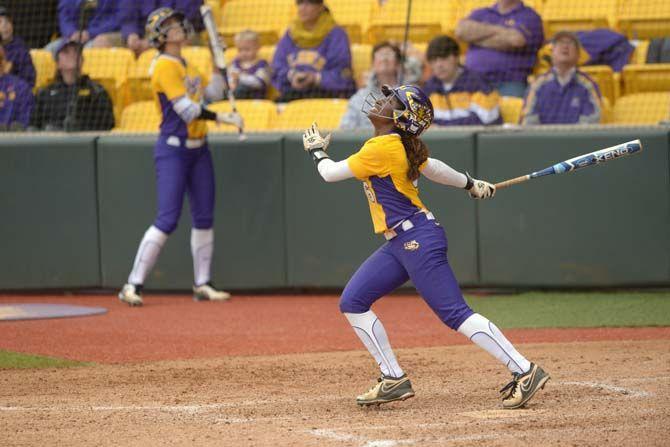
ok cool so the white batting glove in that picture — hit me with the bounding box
[465,172,496,199]
[216,111,244,130]
[302,122,331,153]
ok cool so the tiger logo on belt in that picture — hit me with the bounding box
[404,240,420,251]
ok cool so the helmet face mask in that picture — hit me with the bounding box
[362,84,434,137]
[146,7,193,49]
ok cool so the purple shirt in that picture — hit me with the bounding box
[3,36,36,88]
[576,29,634,72]
[119,0,204,40]
[0,74,34,128]
[271,26,355,96]
[522,69,601,124]
[58,0,120,39]
[230,58,270,99]
[465,1,544,84]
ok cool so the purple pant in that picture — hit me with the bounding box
[153,137,215,234]
[339,216,473,330]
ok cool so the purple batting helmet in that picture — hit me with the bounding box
[383,84,434,137]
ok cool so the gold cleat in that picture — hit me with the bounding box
[357,374,415,407]
[500,363,550,409]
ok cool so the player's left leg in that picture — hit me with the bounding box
[397,221,549,408]
[186,147,230,302]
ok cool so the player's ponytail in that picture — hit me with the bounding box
[400,133,429,182]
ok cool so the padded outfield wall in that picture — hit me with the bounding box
[0,128,668,290]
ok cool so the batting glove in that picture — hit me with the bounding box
[216,111,244,131]
[465,172,496,199]
[302,122,331,165]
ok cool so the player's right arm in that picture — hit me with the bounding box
[421,158,496,199]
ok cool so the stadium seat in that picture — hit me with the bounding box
[128,48,158,102]
[617,0,670,40]
[274,98,348,131]
[622,63,670,95]
[29,49,56,92]
[600,96,613,124]
[115,101,160,132]
[182,46,213,81]
[541,0,617,37]
[82,47,134,116]
[351,43,372,87]
[218,0,294,47]
[579,65,617,104]
[612,92,670,124]
[208,99,278,132]
[499,96,523,124]
[367,0,451,44]
[327,0,376,44]
[631,40,650,64]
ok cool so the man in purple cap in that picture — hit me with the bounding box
[0,6,35,88]
[521,31,602,125]
[456,0,544,98]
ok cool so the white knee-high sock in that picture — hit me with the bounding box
[457,313,531,374]
[191,228,214,286]
[344,311,404,378]
[128,225,168,285]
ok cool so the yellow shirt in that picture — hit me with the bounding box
[347,133,428,234]
[150,54,208,139]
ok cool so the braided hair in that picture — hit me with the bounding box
[400,132,429,181]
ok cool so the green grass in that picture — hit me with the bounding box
[464,291,670,328]
[0,350,90,370]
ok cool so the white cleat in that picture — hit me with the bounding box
[118,283,143,307]
[193,282,231,302]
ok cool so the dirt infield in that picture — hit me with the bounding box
[1,294,669,446]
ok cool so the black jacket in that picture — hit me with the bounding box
[30,74,115,131]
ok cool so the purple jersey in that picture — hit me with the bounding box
[464,1,544,84]
[271,26,355,96]
[423,68,502,126]
[521,69,602,125]
[58,0,120,39]
[0,74,33,128]
[576,29,634,72]
[3,36,36,88]
[119,0,204,40]
[230,58,270,99]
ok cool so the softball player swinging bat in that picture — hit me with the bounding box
[302,85,549,408]
[118,7,243,307]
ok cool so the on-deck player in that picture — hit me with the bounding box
[301,84,550,408]
[118,7,243,306]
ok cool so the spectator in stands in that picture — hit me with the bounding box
[521,32,601,125]
[456,0,544,98]
[0,6,36,88]
[45,0,122,53]
[30,40,114,131]
[228,30,271,100]
[423,35,502,126]
[0,44,32,131]
[537,29,634,73]
[340,42,403,130]
[272,0,355,102]
[120,1,204,57]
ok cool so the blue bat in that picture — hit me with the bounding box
[495,139,643,190]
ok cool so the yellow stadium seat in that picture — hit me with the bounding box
[82,47,134,116]
[274,98,348,131]
[219,0,294,47]
[30,49,56,92]
[368,0,455,44]
[128,48,158,102]
[500,96,523,124]
[622,63,670,95]
[208,99,278,132]
[600,96,612,124]
[579,65,617,104]
[542,0,617,37]
[351,43,372,87]
[115,101,160,132]
[327,0,376,43]
[182,46,213,80]
[612,92,670,124]
[631,40,649,64]
[618,0,670,40]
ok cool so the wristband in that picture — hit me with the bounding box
[309,149,330,166]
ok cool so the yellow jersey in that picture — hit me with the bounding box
[150,54,209,139]
[347,133,428,234]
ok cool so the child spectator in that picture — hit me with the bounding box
[423,35,502,126]
[456,0,543,98]
[228,30,270,100]
[0,6,36,88]
[0,44,32,131]
[522,32,602,125]
[272,0,355,102]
